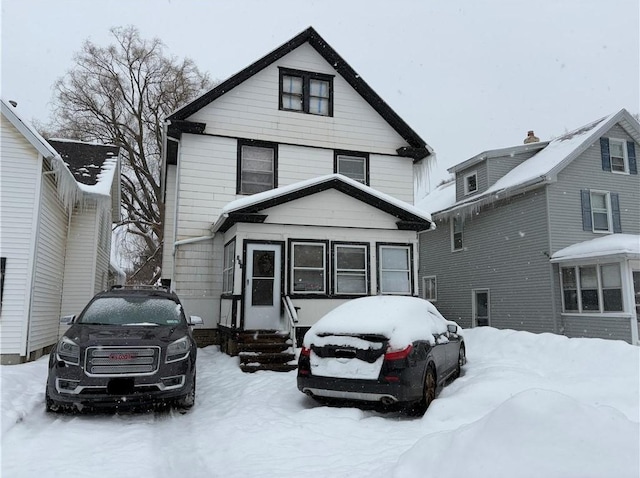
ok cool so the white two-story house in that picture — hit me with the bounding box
[161,27,435,368]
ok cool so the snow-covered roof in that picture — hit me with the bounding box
[49,139,120,196]
[214,173,434,232]
[420,108,640,217]
[550,234,640,262]
[1,99,119,210]
[303,295,459,350]
[415,178,456,216]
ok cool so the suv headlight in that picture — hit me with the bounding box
[166,336,190,363]
[56,336,80,365]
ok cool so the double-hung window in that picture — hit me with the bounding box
[609,139,628,173]
[335,151,369,184]
[378,244,412,295]
[581,189,621,234]
[334,244,368,295]
[222,240,235,294]
[280,68,333,117]
[238,140,277,195]
[451,216,464,251]
[560,263,623,313]
[291,241,327,294]
[590,191,611,232]
[601,137,637,174]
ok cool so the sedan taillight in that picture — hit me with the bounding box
[384,344,413,361]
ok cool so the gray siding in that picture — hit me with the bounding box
[455,162,487,202]
[420,188,555,333]
[548,123,640,253]
[486,150,538,187]
[562,314,632,341]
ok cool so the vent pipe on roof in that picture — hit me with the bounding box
[524,130,539,144]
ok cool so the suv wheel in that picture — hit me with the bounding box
[176,375,196,410]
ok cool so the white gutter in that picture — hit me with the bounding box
[173,235,215,255]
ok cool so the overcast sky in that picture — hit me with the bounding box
[2,0,638,189]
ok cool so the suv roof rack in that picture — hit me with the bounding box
[110,284,171,292]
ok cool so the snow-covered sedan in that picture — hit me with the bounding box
[297,296,465,414]
[45,286,202,413]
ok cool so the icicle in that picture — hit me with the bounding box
[51,156,82,214]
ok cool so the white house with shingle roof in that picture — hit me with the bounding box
[0,99,122,363]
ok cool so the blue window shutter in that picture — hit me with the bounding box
[600,137,611,171]
[581,190,592,231]
[611,193,622,233]
[627,141,637,175]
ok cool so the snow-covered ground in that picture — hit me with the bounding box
[1,327,638,478]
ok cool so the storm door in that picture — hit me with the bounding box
[244,243,282,330]
[472,289,490,327]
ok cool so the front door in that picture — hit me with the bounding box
[244,243,281,330]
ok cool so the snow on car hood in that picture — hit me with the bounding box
[304,295,460,350]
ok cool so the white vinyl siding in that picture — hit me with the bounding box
[29,172,68,353]
[162,165,177,278]
[0,116,41,355]
[60,204,98,318]
[188,44,408,156]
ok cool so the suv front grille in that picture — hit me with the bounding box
[85,347,161,376]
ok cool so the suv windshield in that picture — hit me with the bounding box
[77,297,184,326]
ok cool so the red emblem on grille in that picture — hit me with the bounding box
[110,352,135,360]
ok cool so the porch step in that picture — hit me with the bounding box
[236,330,297,373]
[237,342,291,354]
[239,352,296,364]
[240,362,298,373]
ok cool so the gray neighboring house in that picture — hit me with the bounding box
[416,109,640,344]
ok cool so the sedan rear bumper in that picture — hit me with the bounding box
[297,374,423,405]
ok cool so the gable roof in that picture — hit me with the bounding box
[212,174,434,233]
[1,99,120,210]
[420,108,640,217]
[168,27,431,160]
[49,139,120,191]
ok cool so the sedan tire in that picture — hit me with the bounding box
[407,365,437,416]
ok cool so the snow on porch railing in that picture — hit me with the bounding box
[282,296,299,349]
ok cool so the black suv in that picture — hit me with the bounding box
[45,286,202,412]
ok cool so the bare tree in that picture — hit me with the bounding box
[49,26,212,283]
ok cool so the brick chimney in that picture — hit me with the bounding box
[524,130,539,144]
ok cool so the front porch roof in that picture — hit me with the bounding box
[211,174,434,233]
[550,234,640,263]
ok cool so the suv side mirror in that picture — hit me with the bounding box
[189,315,203,326]
[60,315,75,325]
[447,324,458,335]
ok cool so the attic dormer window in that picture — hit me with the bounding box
[464,172,478,195]
[279,68,333,117]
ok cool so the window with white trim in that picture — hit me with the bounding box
[560,263,623,313]
[238,141,276,194]
[609,138,628,173]
[451,216,464,251]
[422,276,437,301]
[280,68,333,117]
[464,172,478,195]
[378,245,412,295]
[222,240,235,294]
[334,244,368,295]
[291,241,326,293]
[590,191,612,232]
